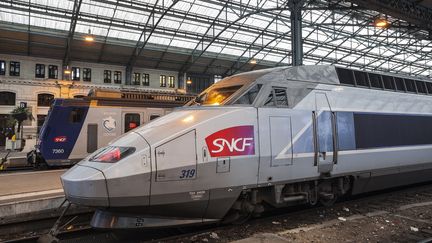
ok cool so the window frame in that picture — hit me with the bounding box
[71,67,80,81]
[368,73,384,89]
[0,60,5,75]
[124,113,141,133]
[160,75,167,87]
[353,71,370,88]
[263,87,289,108]
[114,71,122,84]
[382,75,396,91]
[394,77,406,92]
[37,93,54,107]
[35,64,45,78]
[415,80,427,94]
[168,76,175,88]
[133,73,141,85]
[0,91,16,106]
[404,79,417,93]
[9,61,20,76]
[48,65,58,79]
[142,73,150,86]
[83,68,91,82]
[104,70,112,83]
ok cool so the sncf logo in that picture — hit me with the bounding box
[205,126,255,157]
[53,136,67,143]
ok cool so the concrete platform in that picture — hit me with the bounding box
[0,170,67,224]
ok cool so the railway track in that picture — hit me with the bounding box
[4,182,432,243]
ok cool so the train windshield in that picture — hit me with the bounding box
[192,85,243,106]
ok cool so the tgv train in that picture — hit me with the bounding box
[61,65,432,228]
[29,89,194,168]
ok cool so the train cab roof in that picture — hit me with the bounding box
[191,65,432,107]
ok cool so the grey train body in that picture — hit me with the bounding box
[61,65,432,228]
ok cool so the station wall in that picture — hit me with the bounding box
[0,54,181,147]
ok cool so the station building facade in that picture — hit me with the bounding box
[0,54,181,148]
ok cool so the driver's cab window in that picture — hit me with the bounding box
[264,87,288,107]
[233,84,262,105]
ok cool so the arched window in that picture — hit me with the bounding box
[37,93,54,107]
[0,92,16,106]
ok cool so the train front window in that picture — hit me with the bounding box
[233,84,262,105]
[194,85,243,106]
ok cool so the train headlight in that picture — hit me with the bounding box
[89,146,135,163]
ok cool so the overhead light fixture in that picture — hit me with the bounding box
[374,15,390,29]
[186,77,192,85]
[84,29,94,42]
[250,58,257,64]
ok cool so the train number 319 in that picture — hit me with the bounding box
[180,169,196,179]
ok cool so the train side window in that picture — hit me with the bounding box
[426,82,432,94]
[264,88,288,107]
[415,81,427,94]
[233,84,262,105]
[336,68,355,86]
[404,79,416,93]
[150,115,160,120]
[70,108,85,123]
[382,75,395,90]
[354,71,369,87]
[125,113,140,132]
[369,73,383,89]
[394,77,405,92]
[274,88,288,107]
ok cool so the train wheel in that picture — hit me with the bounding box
[222,209,252,225]
[319,194,338,207]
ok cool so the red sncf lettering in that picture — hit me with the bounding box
[205,126,255,157]
[53,136,67,143]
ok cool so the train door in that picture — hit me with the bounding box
[87,124,98,153]
[314,92,337,174]
[123,112,142,133]
[151,130,208,219]
[257,87,293,184]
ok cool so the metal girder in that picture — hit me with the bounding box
[349,0,432,31]
[125,0,180,84]
[1,0,431,79]
[97,0,120,63]
[63,0,82,67]
[177,1,228,76]
[289,0,306,66]
[178,5,292,74]
[223,2,290,76]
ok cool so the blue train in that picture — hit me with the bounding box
[28,89,195,168]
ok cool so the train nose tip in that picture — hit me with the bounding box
[61,165,109,207]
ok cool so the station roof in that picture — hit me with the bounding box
[0,0,431,77]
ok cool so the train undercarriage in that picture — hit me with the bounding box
[223,176,352,224]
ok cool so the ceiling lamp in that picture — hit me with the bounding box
[84,29,94,42]
[186,77,192,85]
[374,15,390,29]
[250,58,257,64]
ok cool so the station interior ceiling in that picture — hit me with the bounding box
[0,0,431,78]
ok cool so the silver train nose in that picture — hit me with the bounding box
[61,165,109,207]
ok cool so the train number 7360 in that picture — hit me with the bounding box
[179,169,196,179]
